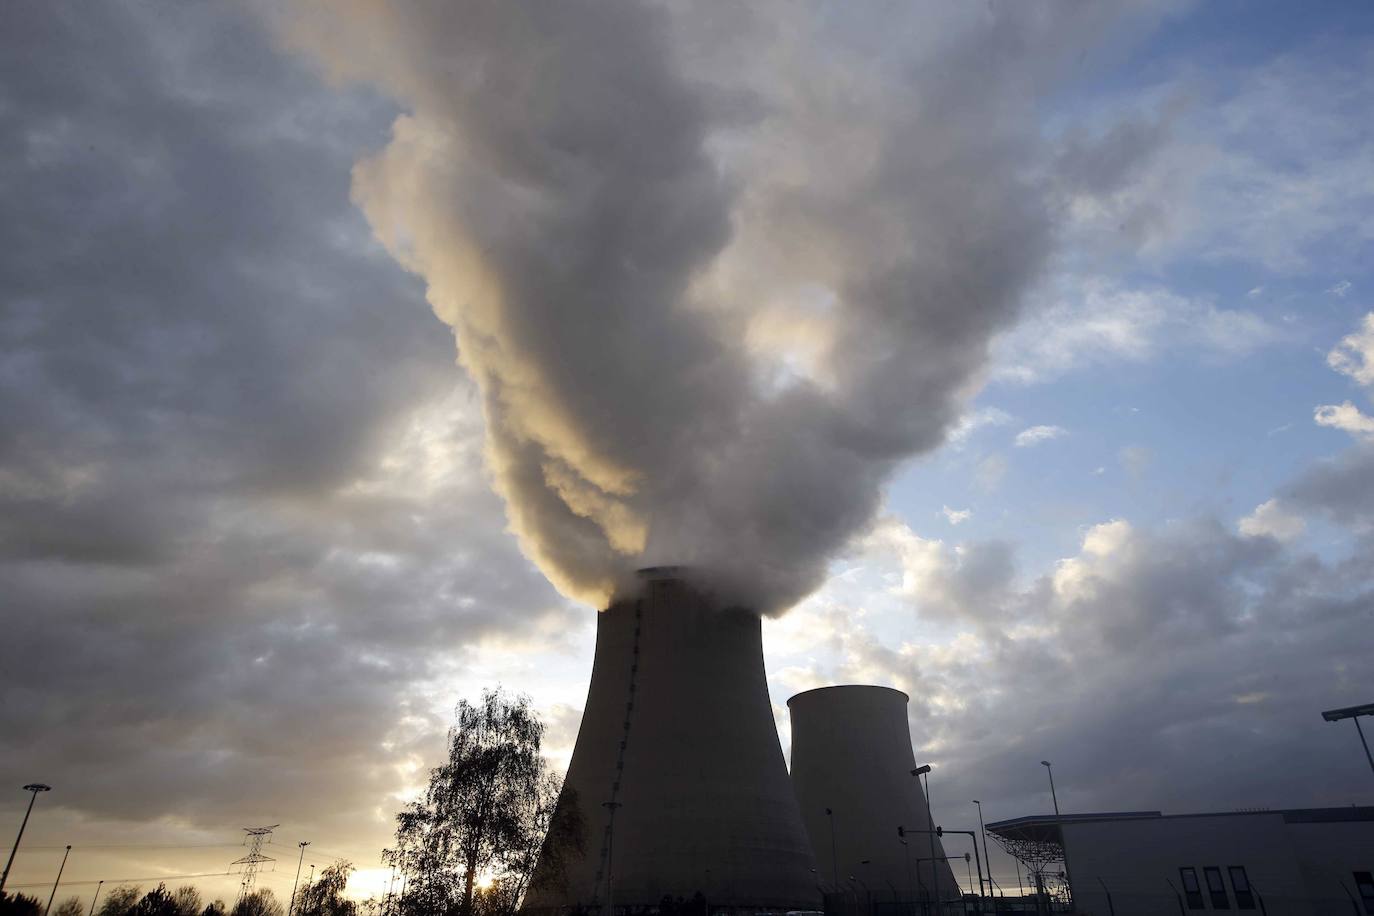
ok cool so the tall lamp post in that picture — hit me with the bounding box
[1322,702,1374,780]
[1041,761,1074,911]
[2,783,52,895]
[87,880,104,916]
[44,845,72,916]
[287,841,311,916]
[912,766,936,913]
[972,801,994,904]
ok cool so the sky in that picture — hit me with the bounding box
[2,0,1373,903]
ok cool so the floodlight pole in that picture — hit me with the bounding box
[1321,704,1374,779]
[2,783,52,896]
[973,800,994,906]
[901,826,983,915]
[912,766,936,912]
[288,841,310,916]
[45,845,72,916]
[1356,718,1374,777]
[88,881,104,916]
[1042,761,1074,912]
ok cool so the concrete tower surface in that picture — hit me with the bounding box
[524,568,819,913]
[788,685,960,906]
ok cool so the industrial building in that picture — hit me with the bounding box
[986,806,1374,916]
[789,686,961,909]
[524,568,819,913]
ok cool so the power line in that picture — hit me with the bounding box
[24,845,238,852]
[4,871,233,890]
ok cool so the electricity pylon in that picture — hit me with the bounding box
[231,825,279,902]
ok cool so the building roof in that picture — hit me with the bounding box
[985,812,1161,844]
[986,807,1374,843]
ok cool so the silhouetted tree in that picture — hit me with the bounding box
[130,884,179,916]
[52,897,84,916]
[172,887,202,916]
[384,688,575,916]
[230,890,283,916]
[202,901,227,916]
[97,887,142,916]
[295,862,354,916]
[96,889,140,916]
[0,892,43,916]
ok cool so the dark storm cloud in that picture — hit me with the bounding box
[1285,444,1374,529]
[0,0,575,854]
[267,1,1185,614]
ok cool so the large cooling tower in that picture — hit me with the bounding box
[524,568,819,912]
[788,685,960,906]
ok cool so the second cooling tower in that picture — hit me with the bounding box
[789,685,960,906]
[524,568,818,912]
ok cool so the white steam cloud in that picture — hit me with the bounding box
[272,1,1138,613]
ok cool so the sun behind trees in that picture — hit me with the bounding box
[383,689,582,916]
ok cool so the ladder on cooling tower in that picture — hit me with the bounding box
[591,599,643,903]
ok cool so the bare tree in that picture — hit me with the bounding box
[52,898,84,916]
[385,689,576,916]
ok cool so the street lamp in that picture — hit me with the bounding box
[288,841,311,916]
[45,845,72,916]
[87,880,104,916]
[1,783,52,895]
[972,801,994,902]
[1041,761,1074,910]
[912,766,937,910]
[1322,702,1374,779]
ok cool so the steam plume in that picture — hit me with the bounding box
[274,1,1110,613]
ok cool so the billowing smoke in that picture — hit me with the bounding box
[272,1,1125,613]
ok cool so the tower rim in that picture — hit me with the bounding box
[786,683,910,706]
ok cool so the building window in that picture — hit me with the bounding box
[1204,867,1231,910]
[1354,871,1374,914]
[1228,866,1256,910]
[1179,868,1205,910]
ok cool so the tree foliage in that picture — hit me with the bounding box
[172,887,202,916]
[130,884,178,916]
[384,689,581,916]
[295,861,354,916]
[230,890,282,916]
[0,892,43,916]
[97,887,142,916]
[52,897,84,916]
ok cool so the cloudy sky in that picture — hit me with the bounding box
[3,0,1373,902]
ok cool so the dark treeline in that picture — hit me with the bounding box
[3,689,572,916]
[0,861,363,916]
